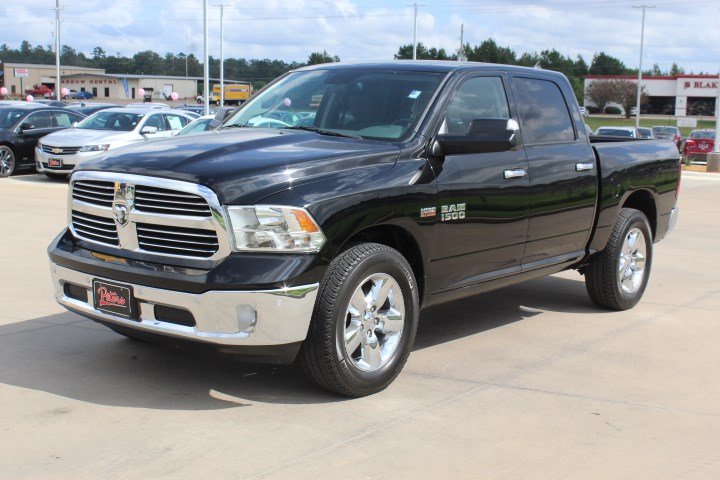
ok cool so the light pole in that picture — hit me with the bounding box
[409,3,425,60]
[632,4,655,129]
[53,0,62,99]
[215,3,230,107]
[203,0,210,115]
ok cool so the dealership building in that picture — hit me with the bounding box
[584,74,718,116]
[1,62,249,100]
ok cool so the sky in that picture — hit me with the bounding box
[1,0,719,74]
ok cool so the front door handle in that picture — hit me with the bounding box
[503,168,527,179]
[576,162,594,172]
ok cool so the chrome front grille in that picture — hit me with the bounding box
[42,144,82,155]
[71,210,119,246]
[134,185,212,217]
[137,223,219,258]
[68,172,231,261]
[72,180,115,207]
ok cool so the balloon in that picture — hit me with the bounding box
[61,87,69,96]
[137,88,146,97]
[0,87,7,97]
[282,97,292,107]
[170,92,179,101]
[26,95,34,102]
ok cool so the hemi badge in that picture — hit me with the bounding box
[420,207,436,218]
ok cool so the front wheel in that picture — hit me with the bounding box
[584,208,653,310]
[0,146,16,178]
[300,243,419,397]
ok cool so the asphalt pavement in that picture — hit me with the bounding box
[1,171,719,479]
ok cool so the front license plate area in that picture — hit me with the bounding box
[92,280,137,319]
[48,158,63,168]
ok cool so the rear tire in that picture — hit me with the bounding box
[0,146,16,178]
[299,243,419,397]
[584,208,653,310]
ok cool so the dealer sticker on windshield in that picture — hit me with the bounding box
[408,90,422,99]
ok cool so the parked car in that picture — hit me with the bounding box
[0,104,85,177]
[35,107,195,177]
[173,104,214,116]
[65,103,121,116]
[652,126,682,151]
[579,106,589,118]
[196,93,220,104]
[48,61,680,397]
[76,91,94,100]
[174,115,220,136]
[682,129,716,164]
[594,126,638,138]
[637,127,654,139]
[32,99,67,108]
[125,102,170,109]
[27,84,53,97]
[214,106,239,122]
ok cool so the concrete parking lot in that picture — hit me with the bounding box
[1,171,719,479]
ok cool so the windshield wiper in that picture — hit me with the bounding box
[219,124,247,130]
[285,126,363,139]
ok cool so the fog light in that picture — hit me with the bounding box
[236,305,257,333]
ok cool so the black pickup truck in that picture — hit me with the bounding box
[48,62,680,397]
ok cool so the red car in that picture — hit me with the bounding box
[683,129,716,163]
[26,84,53,97]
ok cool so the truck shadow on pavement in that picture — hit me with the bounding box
[0,274,600,409]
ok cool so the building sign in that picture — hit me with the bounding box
[683,81,718,89]
[14,68,29,78]
[64,78,119,85]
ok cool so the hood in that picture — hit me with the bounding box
[78,128,401,204]
[40,128,139,147]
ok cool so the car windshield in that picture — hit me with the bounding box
[223,68,446,141]
[652,126,677,135]
[690,131,715,139]
[77,111,143,131]
[0,109,26,129]
[638,129,652,138]
[596,128,634,137]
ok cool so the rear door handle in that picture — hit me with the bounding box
[575,162,594,172]
[503,168,527,179]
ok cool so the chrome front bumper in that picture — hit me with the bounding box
[50,262,318,346]
[35,148,98,174]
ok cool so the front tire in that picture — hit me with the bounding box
[584,208,653,310]
[300,243,419,397]
[0,146,16,178]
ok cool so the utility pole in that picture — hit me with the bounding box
[409,3,425,60]
[632,4,655,129]
[53,0,62,99]
[185,34,189,86]
[203,0,210,115]
[215,3,230,107]
[458,24,466,62]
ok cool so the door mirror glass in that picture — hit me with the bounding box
[435,118,519,155]
[140,126,158,135]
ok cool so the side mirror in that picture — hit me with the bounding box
[140,126,158,135]
[19,122,35,131]
[433,118,520,156]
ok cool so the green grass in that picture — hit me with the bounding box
[585,117,716,137]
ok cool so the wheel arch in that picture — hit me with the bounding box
[336,224,426,306]
[621,189,657,239]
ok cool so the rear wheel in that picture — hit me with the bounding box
[584,208,653,310]
[0,146,16,178]
[300,243,419,397]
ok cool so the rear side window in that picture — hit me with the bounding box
[513,77,575,144]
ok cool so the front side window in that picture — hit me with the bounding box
[143,114,166,131]
[224,69,446,141]
[513,77,575,144]
[439,76,510,135]
[24,111,53,129]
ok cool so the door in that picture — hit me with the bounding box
[511,76,598,267]
[429,74,530,295]
[15,110,54,162]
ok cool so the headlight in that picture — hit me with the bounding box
[226,205,326,252]
[79,144,110,152]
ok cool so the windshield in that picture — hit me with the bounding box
[177,118,215,136]
[596,128,634,137]
[224,69,446,141]
[77,111,143,131]
[652,126,677,135]
[0,109,26,129]
[690,130,715,139]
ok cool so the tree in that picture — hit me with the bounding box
[394,43,454,60]
[308,50,340,65]
[585,80,616,113]
[92,47,106,60]
[589,52,628,75]
[650,63,663,77]
[610,79,648,118]
[669,63,685,76]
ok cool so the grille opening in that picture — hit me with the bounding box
[42,145,82,155]
[72,180,115,207]
[154,305,196,327]
[71,210,119,246]
[137,223,219,258]
[134,185,211,217]
[64,283,89,302]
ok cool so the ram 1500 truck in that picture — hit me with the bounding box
[48,62,680,397]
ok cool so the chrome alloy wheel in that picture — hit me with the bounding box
[0,147,14,177]
[618,227,647,294]
[343,273,405,372]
